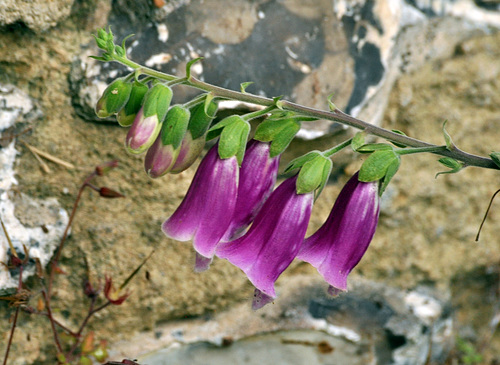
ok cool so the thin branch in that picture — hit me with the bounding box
[2,267,23,365]
[41,290,63,354]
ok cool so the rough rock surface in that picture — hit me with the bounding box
[0,0,500,364]
[0,0,74,32]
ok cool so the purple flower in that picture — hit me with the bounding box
[162,143,238,270]
[216,176,313,309]
[222,140,280,241]
[297,172,380,295]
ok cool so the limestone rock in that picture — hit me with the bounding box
[0,0,74,32]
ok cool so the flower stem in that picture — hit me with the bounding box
[395,145,448,156]
[323,138,353,158]
[110,55,498,170]
[242,105,276,121]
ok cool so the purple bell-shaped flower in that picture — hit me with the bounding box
[216,176,313,309]
[162,143,239,270]
[222,140,280,241]
[297,172,380,295]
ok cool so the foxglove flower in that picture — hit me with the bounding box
[222,140,280,241]
[216,176,313,309]
[162,143,238,270]
[297,172,380,295]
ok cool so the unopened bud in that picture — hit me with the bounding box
[95,78,132,118]
[99,187,124,198]
[117,81,148,127]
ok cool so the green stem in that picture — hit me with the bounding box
[242,105,276,121]
[323,138,353,158]
[111,54,498,170]
[395,145,448,156]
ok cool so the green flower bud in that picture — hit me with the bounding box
[116,81,149,127]
[142,83,172,122]
[95,78,132,118]
[125,84,173,154]
[144,105,190,177]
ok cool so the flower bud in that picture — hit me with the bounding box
[125,84,173,154]
[95,78,132,118]
[168,99,218,173]
[116,81,149,127]
[144,105,190,178]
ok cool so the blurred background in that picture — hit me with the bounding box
[1,0,500,363]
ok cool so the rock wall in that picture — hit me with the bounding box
[1,0,500,364]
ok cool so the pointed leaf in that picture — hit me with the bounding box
[186,57,204,79]
[380,158,400,195]
[327,93,338,111]
[442,120,455,150]
[490,152,500,168]
[284,150,322,173]
[390,129,408,148]
[240,82,254,93]
[435,157,464,178]
[269,120,301,157]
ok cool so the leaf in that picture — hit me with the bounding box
[435,157,464,178]
[240,82,254,93]
[390,129,408,148]
[359,149,400,182]
[351,131,366,151]
[284,150,322,173]
[186,57,204,79]
[269,120,301,157]
[442,120,455,150]
[490,152,500,168]
[327,93,337,111]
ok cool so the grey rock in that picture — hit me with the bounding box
[0,84,68,289]
[70,0,500,138]
[111,276,453,365]
[0,0,74,32]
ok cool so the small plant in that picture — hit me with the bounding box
[1,161,150,365]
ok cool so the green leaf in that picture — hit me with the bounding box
[273,96,284,110]
[351,131,366,151]
[142,84,173,120]
[327,93,337,111]
[316,157,333,199]
[442,120,455,150]
[490,152,500,168]
[187,97,218,139]
[186,57,204,79]
[206,114,242,140]
[380,157,400,195]
[161,105,190,149]
[390,129,408,148]
[269,120,301,157]
[284,150,322,173]
[121,33,135,50]
[240,82,254,93]
[359,149,400,182]
[218,118,250,164]
[435,157,464,178]
[114,45,126,57]
[117,81,149,126]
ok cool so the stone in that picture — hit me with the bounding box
[70,0,500,139]
[109,277,453,365]
[0,0,75,33]
[0,84,68,289]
